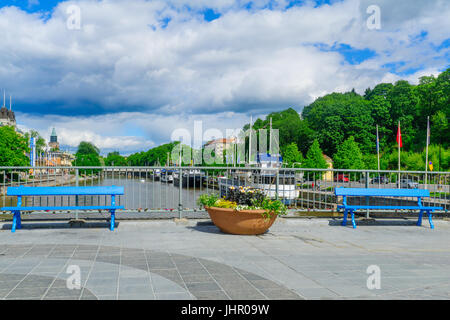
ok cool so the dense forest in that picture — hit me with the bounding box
[248,68,449,171]
[101,68,449,171]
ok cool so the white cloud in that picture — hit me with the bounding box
[2,0,449,153]
[15,110,256,155]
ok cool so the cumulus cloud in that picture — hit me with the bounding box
[15,110,257,155]
[1,0,449,153]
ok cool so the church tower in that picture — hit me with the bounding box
[49,127,60,151]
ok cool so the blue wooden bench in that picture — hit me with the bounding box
[1,186,124,232]
[335,188,443,229]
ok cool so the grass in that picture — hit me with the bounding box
[430,192,450,197]
[0,214,13,221]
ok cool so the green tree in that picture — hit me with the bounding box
[76,141,100,156]
[304,139,327,169]
[24,130,46,154]
[364,83,394,100]
[0,126,29,166]
[281,142,304,167]
[73,141,101,172]
[333,136,364,169]
[105,151,127,166]
[302,91,374,156]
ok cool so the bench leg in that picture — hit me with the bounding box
[110,210,115,231]
[351,210,356,229]
[16,212,22,230]
[427,211,434,229]
[416,210,423,226]
[11,212,17,233]
[342,209,348,226]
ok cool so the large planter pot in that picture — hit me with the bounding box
[205,206,277,235]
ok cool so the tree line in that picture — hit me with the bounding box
[52,67,450,171]
[1,68,448,171]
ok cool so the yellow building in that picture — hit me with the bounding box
[323,154,334,181]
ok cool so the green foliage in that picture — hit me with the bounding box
[249,108,316,157]
[198,193,220,207]
[127,142,180,166]
[104,151,127,166]
[302,91,374,155]
[333,136,364,169]
[281,142,304,167]
[383,144,449,171]
[74,153,101,167]
[73,142,101,174]
[299,68,449,168]
[252,197,287,219]
[304,139,328,169]
[198,186,287,218]
[76,141,100,156]
[214,199,238,209]
[0,126,29,166]
[23,130,46,154]
[431,111,448,148]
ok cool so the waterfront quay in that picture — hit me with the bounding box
[0,166,449,300]
[1,218,450,300]
[1,166,449,214]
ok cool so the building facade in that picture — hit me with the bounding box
[48,128,60,150]
[204,138,237,162]
[0,106,16,127]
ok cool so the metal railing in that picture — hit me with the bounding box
[1,166,449,217]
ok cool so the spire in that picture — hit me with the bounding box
[9,95,11,111]
[3,90,5,108]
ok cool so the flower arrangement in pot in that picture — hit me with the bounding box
[198,186,287,235]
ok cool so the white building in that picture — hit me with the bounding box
[0,95,16,128]
[204,137,237,161]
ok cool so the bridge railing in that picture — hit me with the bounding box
[1,166,449,217]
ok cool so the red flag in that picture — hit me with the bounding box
[396,122,403,148]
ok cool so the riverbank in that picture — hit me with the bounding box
[0,174,98,195]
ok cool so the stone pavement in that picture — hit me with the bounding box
[1,217,450,300]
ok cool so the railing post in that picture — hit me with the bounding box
[75,168,79,220]
[275,169,279,200]
[365,171,370,219]
[178,167,183,219]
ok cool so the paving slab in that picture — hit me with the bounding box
[0,218,450,300]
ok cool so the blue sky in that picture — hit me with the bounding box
[0,0,449,154]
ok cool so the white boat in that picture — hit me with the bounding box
[160,169,174,183]
[218,153,299,203]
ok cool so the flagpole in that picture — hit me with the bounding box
[376,124,380,172]
[269,117,272,155]
[425,116,430,189]
[249,115,253,166]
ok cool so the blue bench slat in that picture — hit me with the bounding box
[1,206,124,211]
[335,187,438,229]
[335,187,430,197]
[5,186,124,233]
[337,205,443,210]
[7,186,124,196]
